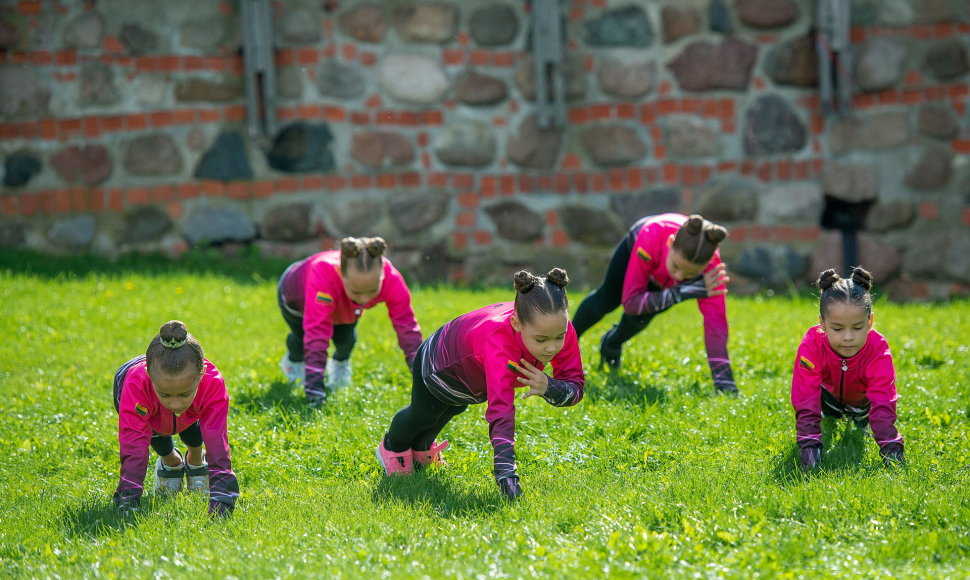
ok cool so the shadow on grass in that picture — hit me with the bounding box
[820,420,869,467]
[584,370,668,406]
[234,380,359,424]
[770,419,871,485]
[0,247,291,284]
[769,445,805,485]
[59,498,139,538]
[234,380,305,413]
[372,472,501,517]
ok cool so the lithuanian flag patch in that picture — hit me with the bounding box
[636,247,651,262]
[506,360,522,373]
[799,356,815,370]
[315,291,333,304]
[135,403,148,416]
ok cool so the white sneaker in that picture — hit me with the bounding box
[280,354,304,383]
[326,358,352,390]
[154,455,184,494]
[185,456,209,492]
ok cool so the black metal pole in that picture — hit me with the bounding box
[841,228,858,275]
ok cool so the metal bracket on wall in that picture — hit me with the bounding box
[531,0,566,129]
[816,0,852,116]
[241,0,277,142]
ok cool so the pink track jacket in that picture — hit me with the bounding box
[279,250,422,392]
[622,213,730,378]
[115,357,238,510]
[791,326,903,453]
[417,302,585,481]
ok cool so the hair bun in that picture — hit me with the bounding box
[685,214,705,235]
[850,266,873,291]
[513,270,538,293]
[340,237,361,258]
[705,224,728,244]
[365,237,387,257]
[545,267,569,289]
[158,320,189,349]
[816,268,840,291]
[160,320,188,342]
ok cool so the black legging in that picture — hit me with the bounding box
[148,424,202,457]
[278,289,357,363]
[112,357,203,457]
[572,230,658,349]
[384,343,467,453]
[821,389,871,425]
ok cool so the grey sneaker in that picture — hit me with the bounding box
[154,455,185,494]
[185,457,209,492]
[326,357,352,389]
[280,354,305,383]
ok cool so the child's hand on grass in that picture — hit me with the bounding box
[116,500,139,518]
[497,475,523,500]
[882,449,905,469]
[799,446,822,470]
[208,500,233,519]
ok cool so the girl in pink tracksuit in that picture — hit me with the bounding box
[376,268,585,500]
[277,237,422,406]
[113,321,238,516]
[791,267,905,470]
[572,213,736,394]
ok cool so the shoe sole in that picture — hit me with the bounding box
[375,444,386,473]
[185,478,209,492]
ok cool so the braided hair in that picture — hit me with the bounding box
[816,266,874,319]
[340,236,386,273]
[512,268,570,324]
[671,214,728,265]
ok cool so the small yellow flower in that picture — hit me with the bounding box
[124,282,135,290]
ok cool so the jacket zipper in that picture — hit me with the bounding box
[839,358,847,402]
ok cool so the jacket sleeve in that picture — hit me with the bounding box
[197,370,240,513]
[302,267,337,397]
[697,290,735,391]
[114,380,153,508]
[866,341,904,456]
[482,342,519,483]
[382,266,423,366]
[620,233,659,316]
[543,324,585,407]
[791,340,823,450]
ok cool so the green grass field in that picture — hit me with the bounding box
[1,252,968,578]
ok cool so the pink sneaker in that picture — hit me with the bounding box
[376,439,413,475]
[413,440,449,469]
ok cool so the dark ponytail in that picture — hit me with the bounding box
[340,236,387,273]
[671,214,728,265]
[816,266,874,318]
[145,320,204,376]
[513,268,570,324]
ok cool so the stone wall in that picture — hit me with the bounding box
[1,0,969,300]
